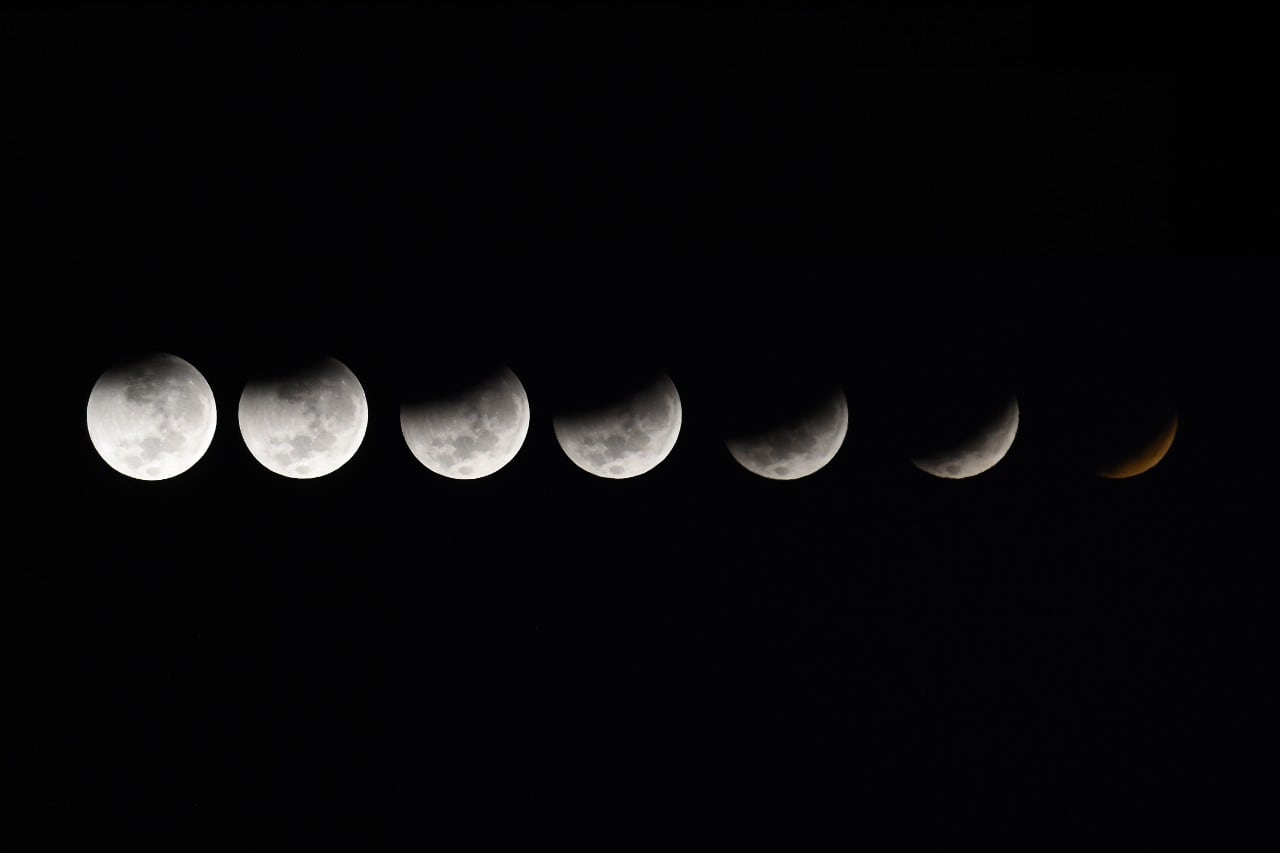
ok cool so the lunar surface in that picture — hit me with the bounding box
[400,365,530,479]
[238,357,368,479]
[726,387,848,480]
[86,352,217,481]
[1097,411,1178,479]
[552,373,682,479]
[912,395,1019,479]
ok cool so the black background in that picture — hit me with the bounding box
[18,3,1272,848]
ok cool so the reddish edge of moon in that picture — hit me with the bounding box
[1096,412,1178,479]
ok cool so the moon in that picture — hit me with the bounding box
[726,387,848,480]
[552,372,682,479]
[911,394,1019,479]
[86,352,217,481]
[400,364,530,479]
[238,357,368,479]
[1097,411,1178,479]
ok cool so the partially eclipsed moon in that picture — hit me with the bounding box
[1097,412,1178,479]
[86,352,217,480]
[912,395,1019,479]
[553,373,682,479]
[238,357,368,479]
[726,387,848,480]
[400,364,530,479]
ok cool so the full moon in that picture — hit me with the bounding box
[238,356,368,479]
[552,372,682,479]
[911,394,1020,479]
[726,387,848,480]
[86,352,217,481]
[400,364,530,479]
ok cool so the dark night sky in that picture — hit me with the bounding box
[18,3,1273,848]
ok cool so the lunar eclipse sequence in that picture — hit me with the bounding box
[85,351,1179,484]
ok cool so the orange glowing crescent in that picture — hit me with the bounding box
[1096,412,1178,479]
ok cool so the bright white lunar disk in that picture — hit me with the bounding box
[726,387,848,480]
[400,364,530,479]
[85,352,217,481]
[237,357,368,479]
[552,373,682,479]
[911,395,1019,479]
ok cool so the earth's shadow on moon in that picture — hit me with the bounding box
[396,359,515,408]
[709,354,845,445]
[1069,388,1178,477]
[891,374,1019,470]
[1028,339,1180,478]
[236,349,369,480]
[545,359,683,480]
[397,360,530,480]
[239,348,346,388]
[545,361,676,422]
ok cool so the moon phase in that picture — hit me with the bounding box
[238,356,368,479]
[552,372,682,479]
[726,387,848,480]
[1097,411,1178,479]
[400,364,530,479]
[86,352,217,480]
[911,394,1019,479]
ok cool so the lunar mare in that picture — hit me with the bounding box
[726,388,848,480]
[553,373,682,479]
[912,395,1019,479]
[400,365,530,479]
[1097,412,1178,479]
[86,352,217,481]
[238,357,368,479]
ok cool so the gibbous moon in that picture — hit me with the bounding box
[1097,411,1178,479]
[726,387,848,480]
[912,395,1019,479]
[400,364,530,479]
[86,352,217,480]
[553,372,682,479]
[238,357,368,479]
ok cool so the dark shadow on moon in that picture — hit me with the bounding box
[237,354,368,479]
[547,363,676,421]
[396,359,514,408]
[240,349,343,388]
[723,386,848,480]
[1083,396,1179,478]
[897,380,1019,466]
[398,361,530,479]
[549,366,681,479]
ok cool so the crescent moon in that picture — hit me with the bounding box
[911,395,1019,479]
[726,387,848,480]
[1097,411,1178,479]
